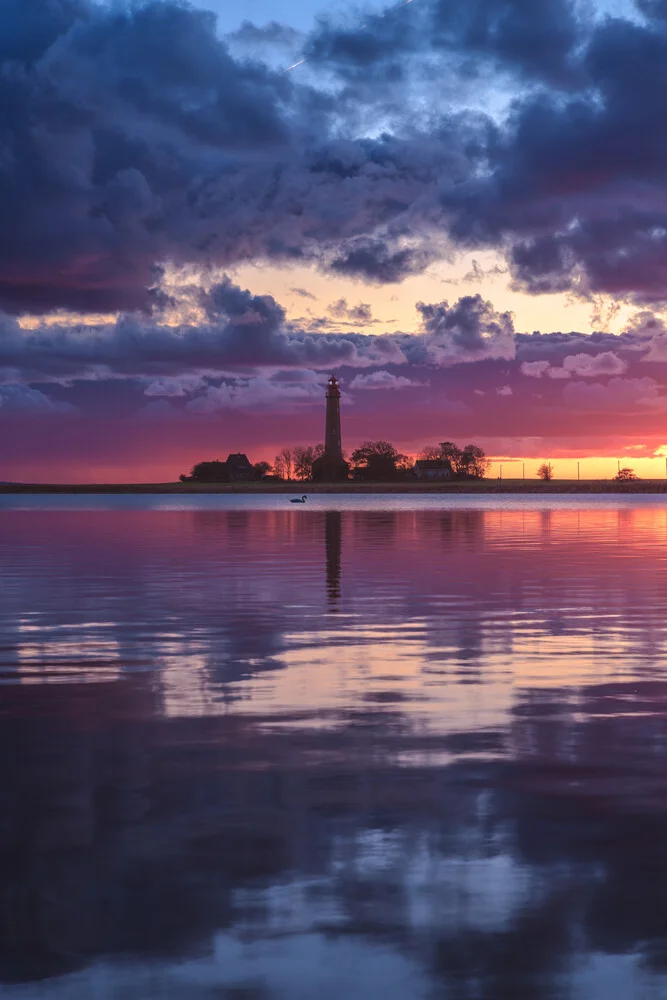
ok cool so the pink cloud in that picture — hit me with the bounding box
[349,371,426,391]
[563,377,667,412]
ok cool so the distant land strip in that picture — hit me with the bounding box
[3,480,667,494]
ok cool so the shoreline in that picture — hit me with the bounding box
[2,479,667,495]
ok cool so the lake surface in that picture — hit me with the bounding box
[2,496,667,998]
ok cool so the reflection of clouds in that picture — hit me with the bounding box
[2,677,667,995]
[14,619,121,685]
[6,508,667,993]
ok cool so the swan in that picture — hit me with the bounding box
[290,495,307,504]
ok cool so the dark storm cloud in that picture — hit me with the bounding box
[0,278,406,380]
[412,294,516,363]
[330,239,437,284]
[6,0,667,315]
[442,13,667,303]
[305,0,583,87]
[0,281,523,383]
[226,20,302,48]
[0,0,487,314]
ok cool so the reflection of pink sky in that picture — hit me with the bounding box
[4,506,667,723]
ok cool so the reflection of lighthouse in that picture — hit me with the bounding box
[325,511,342,606]
[312,376,350,481]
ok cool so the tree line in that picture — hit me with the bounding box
[277,440,491,481]
[182,440,491,483]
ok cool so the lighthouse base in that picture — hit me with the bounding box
[311,456,350,482]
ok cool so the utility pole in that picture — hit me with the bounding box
[577,461,580,481]
[500,464,503,480]
[522,462,525,480]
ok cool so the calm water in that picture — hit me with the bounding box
[2,496,667,998]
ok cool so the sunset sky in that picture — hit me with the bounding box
[4,0,667,481]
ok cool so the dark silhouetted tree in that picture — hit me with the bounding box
[439,441,463,472]
[273,447,294,480]
[189,460,229,482]
[459,445,491,479]
[253,461,272,480]
[293,444,324,480]
[351,441,409,480]
[437,441,490,478]
[537,462,554,481]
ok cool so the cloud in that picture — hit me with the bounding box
[0,277,410,379]
[558,352,628,378]
[226,21,302,49]
[0,383,76,414]
[185,376,323,414]
[143,375,207,398]
[642,337,667,362]
[563,377,667,412]
[520,351,627,379]
[5,0,667,319]
[414,294,516,364]
[2,280,523,382]
[349,370,425,391]
[520,360,551,378]
[496,385,513,396]
[305,0,582,88]
[328,299,375,324]
[329,239,438,285]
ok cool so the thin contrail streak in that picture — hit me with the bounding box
[283,0,418,73]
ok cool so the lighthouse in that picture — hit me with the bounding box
[312,375,350,482]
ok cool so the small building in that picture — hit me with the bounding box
[225,453,254,482]
[414,459,453,482]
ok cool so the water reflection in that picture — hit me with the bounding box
[2,506,667,997]
[325,511,342,608]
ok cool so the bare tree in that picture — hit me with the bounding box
[537,462,554,481]
[274,447,294,481]
[419,445,441,460]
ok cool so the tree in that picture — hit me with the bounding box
[253,461,272,480]
[437,441,490,478]
[537,462,554,481]
[439,441,463,473]
[614,467,639,481]
[188,460,229,482]
[273,447,294,480]
[351,441,408,480]
[459,444,491,479]
[419,445,442,461]
[293,444,325,481]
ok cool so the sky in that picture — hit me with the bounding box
[4,0,667,481]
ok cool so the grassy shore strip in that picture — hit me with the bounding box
[2,479,667,494]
